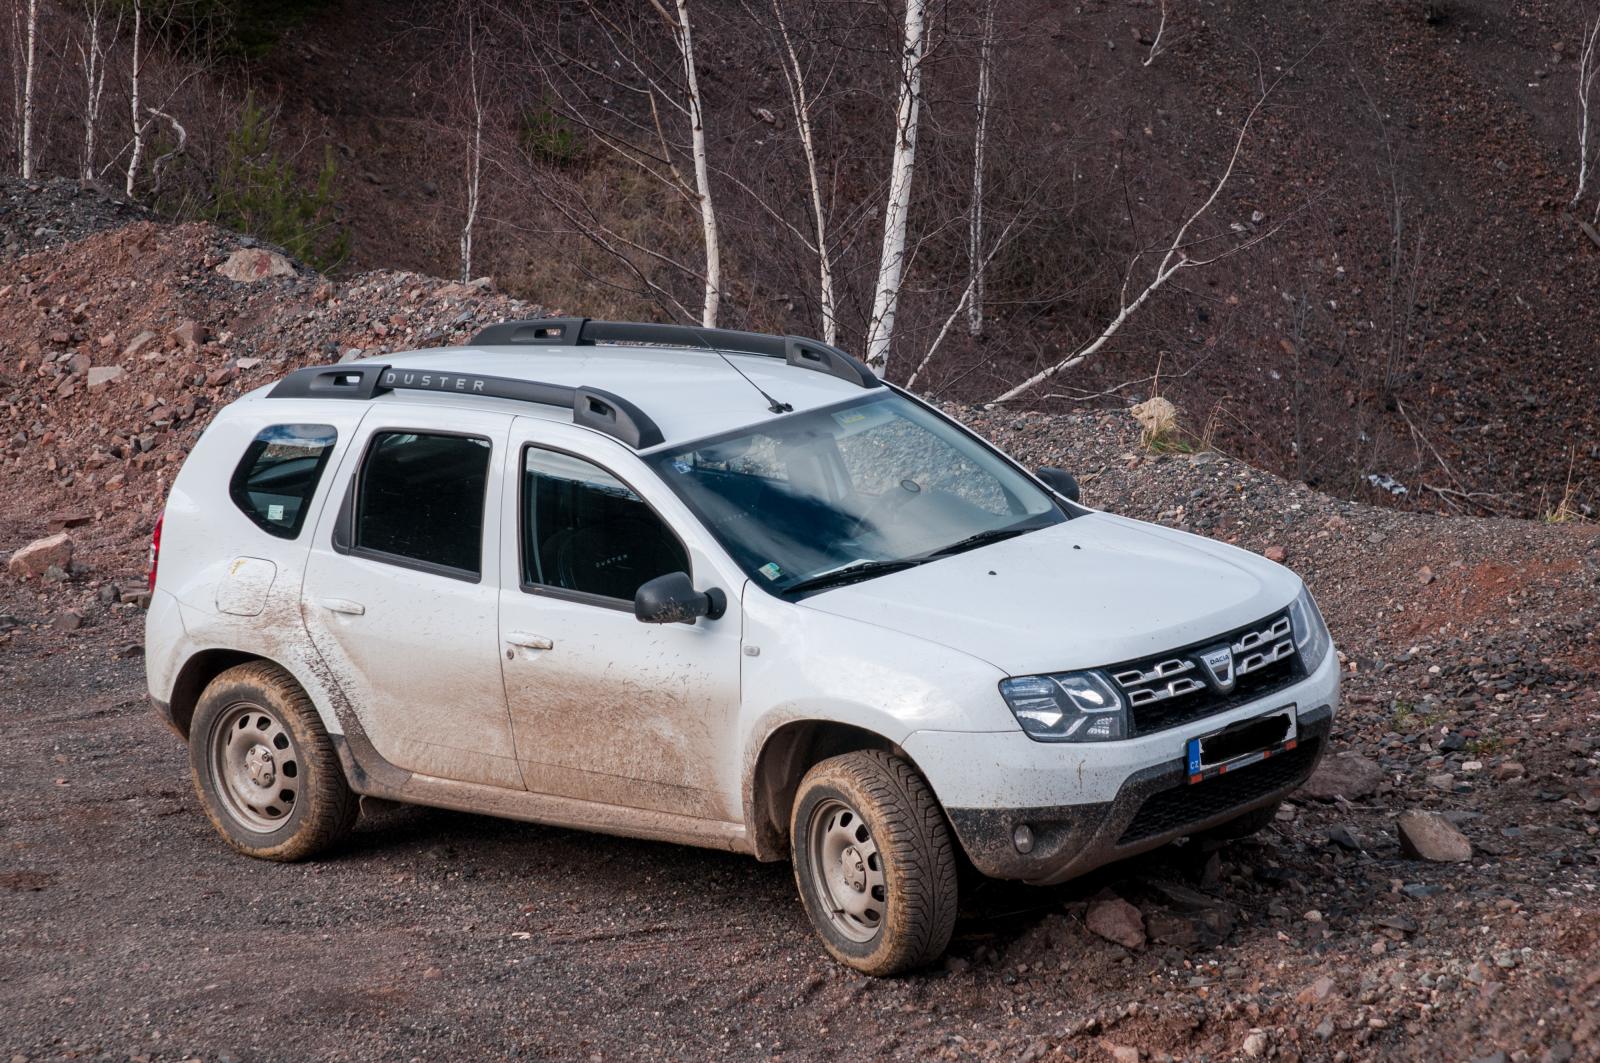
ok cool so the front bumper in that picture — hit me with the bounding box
[904,649,1339,884]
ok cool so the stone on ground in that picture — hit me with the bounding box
[8,533,74,579]
[1396,810,1473,862]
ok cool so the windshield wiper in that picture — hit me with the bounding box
[923,525,1031,559]
[783,558,927,595]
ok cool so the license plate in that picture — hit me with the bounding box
[1185,707,1297,784]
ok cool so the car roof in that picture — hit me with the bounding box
[345,342,874,449]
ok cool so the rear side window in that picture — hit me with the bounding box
[355,431,491,577]
[229,424,338,540]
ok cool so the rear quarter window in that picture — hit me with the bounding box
[229,424,338,540]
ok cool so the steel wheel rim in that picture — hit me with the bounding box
[208,701,301,834]
[806,797,887,943]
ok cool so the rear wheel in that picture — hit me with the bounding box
[189,661,358,861]
[790,751,958,976]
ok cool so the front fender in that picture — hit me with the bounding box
[737,587,1012,856]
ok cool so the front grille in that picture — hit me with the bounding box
[1118,738,1321,845]
[1111,611,1303,735]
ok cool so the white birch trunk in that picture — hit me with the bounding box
[674,0,721,328]
[864,0,927,375]
[126,0,143,198]
[460,15,483,283]
[966,0,994,337]
[772,1,837,345]
[990,90,1270,403]
[19,0,37,179]
[1577,13,1600,208]
[80,2,114,181]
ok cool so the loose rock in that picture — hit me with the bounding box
[1086,896,1145,950]
[1396,810,1473,862]
[1297,752,1384,801]
[7,532,74,579]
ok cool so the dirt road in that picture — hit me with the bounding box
[5,408,1600,1060]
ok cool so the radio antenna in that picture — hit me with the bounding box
[683,323,792,414]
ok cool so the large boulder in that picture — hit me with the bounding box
[1298,752,1385,801]
[8,532,74,579]
[1396,811,1473,862]
[217,247,295,282]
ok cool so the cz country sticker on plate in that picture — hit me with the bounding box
[1185,706,1297,784]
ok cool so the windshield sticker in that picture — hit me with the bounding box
[267,504,285,522]
[831,404,895,434]
[759,562,783,581]
[671,459,692,474]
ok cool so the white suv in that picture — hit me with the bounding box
[146,318,1337,975]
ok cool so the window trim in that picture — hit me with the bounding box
[228,423,338,541]
[333,426,494,585]
[516,441,691,612]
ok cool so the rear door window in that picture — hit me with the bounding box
[229,424,338,540]
[354,431,492,578]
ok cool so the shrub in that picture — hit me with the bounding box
[518,102,582,167]
[210,93,349,270]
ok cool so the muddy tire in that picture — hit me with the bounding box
[1196,800,1281,843]
[189,661,358,861]
[790,750,958,976]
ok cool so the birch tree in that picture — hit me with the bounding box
[863,0,927,375]
[125,0,144,197]
[770,0,837,344]
[534,0,724,326]
[966,0,995,337]
[79,0,119,181]
[1576,9,1600,213]
[990,87,1284,403]
[18,0,37,178]
[669,0,721,327]
[460,4,484,281]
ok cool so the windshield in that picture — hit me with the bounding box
[647,392,1067,594]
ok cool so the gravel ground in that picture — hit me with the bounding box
[3,408,1598,1061]
[2,199,1598,1061]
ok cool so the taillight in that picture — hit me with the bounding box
[148,513,164,591]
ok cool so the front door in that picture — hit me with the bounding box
[301,407,523,789]
[497,420,743,821]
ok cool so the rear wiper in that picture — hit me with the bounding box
[783,558,926,595]
[923,526,1030,559]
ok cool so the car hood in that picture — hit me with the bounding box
[798,512,1301,676]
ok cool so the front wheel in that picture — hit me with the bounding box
[188,661,358,861]
[790,751,958,976]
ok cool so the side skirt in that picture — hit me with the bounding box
[331,733,753,856]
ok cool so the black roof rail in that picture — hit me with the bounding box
[468,317,882,390]
[267,363,664,449]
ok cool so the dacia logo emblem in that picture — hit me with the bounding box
[1198,645,1236,693]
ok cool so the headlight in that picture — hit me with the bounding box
[1287,584,1331,673]
[999,670,1127,742]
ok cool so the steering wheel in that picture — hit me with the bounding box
[847,479,923,540]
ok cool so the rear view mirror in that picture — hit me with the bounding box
[635,571,727,624]
[1036,467,1080,503]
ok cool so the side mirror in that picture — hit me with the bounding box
[634,571,727,624]
[1036,466,1080,503]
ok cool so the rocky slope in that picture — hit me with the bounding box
[1,185,1597,1061]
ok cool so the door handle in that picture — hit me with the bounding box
[317,597,367,616]
[506,632,554,650]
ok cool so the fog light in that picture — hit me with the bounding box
[1013,824,1035,854]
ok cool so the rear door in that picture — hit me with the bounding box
[301,405,523,789]
[497,417,744,821]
